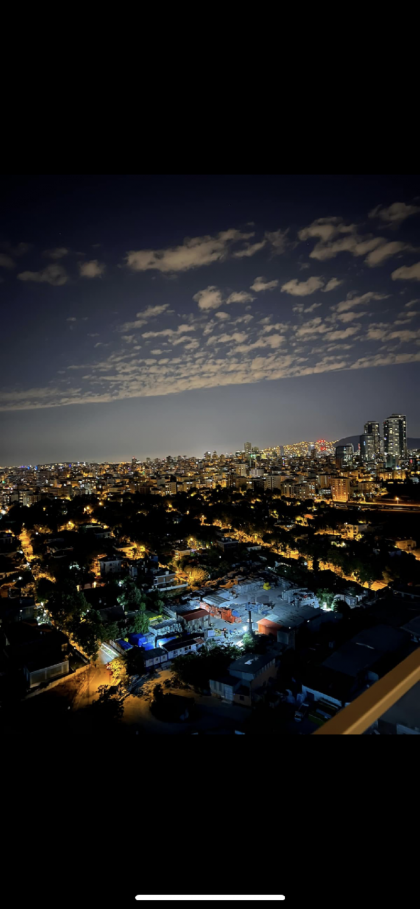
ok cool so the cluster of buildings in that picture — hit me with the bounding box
[1,417,418,511]
[337,413,409,469]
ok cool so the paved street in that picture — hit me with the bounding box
[123,667,248,734]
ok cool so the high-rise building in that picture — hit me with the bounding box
[335,444,353,467]
[383,414,407,460]
[330,477,351,503]
[360,433,375,462]
[364,421,381,455]
[244,442,252,454]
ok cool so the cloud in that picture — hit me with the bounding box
[362,321,420,344]
[183,339,200,351]
[365,241,417,267]
[298,217,385,262]
[142,304,171,319]
[250,276,279,292]
[233,334,286,354]
[298,217,353,243]
[405,299,420,307]
[231,314,254,325]
[394,310,419,324]
[3,329,420,412]
[232,240,266,258]
[79,259,106,278]
[264,229,292,255]
[261,322,288,333]
[207,331,248,346]
[322,277,343,292]
[333,291,388,314]
[337,311,366,323]
[120,303,171,331]
[214,311,230,320]
[66,317,77,322]
[350,351,420,370]
[43,247,69,259]
[294,318,330,339]
[303,302,322,313]
[392,262,420,282]
[0,241,31,257]
[193,286,224,311]
[125,228,254,273]
[193,286,254,311]
[326,325,360,341]
[142,325,195,340]
[369,201,420,225]
[225,291,255,304]
[0,254,15,268]
[281,276,324,296]
[17,264,69,286]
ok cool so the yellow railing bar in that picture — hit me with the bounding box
[313,647,420,735]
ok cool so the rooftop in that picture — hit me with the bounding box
[24,651,69,672]
[183,609,208,622]
[229,651,276,677]
[323,625,409,678]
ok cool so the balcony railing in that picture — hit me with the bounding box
[313,647,420,735]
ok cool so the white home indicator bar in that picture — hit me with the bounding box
[135,897,285,902]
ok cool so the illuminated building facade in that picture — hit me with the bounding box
[383,414,407,461]
[335,444,354,468]
[330,477,351,503]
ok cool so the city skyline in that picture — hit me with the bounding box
[1,174,420,464]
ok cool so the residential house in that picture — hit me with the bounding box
[98,556,123,576]
[161,635,204,660]
[210,650,278,707]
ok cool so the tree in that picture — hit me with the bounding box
[242,632,271,653]
[172,644,240,692]
[187,566,208,586]
[49,580,90,626]
[127,609,149,635]
[86,684,125,725]
[316,588,335,610]
[124,647,145,679]
[117,577,146,611]
[153,682,164,702]
[147,589,165,613]
[334,599,351,618]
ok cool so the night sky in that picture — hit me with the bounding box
[1,174,420,465]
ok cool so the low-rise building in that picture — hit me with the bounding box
[161,635,204,659]
[24,651,70,689]
[143,647,168,670]
[98,556,123,576]
[210,650,278,707]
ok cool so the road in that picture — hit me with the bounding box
[122,668,248,734]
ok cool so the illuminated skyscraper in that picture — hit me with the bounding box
[364,422,380,454]
[244,442,252,454]
[383,414,407,460]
